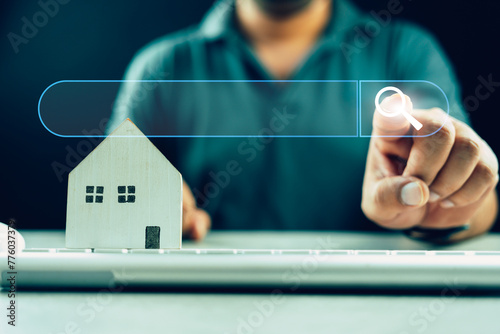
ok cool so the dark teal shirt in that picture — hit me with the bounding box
[108,0,468,231]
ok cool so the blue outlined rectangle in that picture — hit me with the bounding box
[38,80,448,138]
[359,80,450,138]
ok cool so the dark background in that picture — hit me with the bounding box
[1,0,499,231]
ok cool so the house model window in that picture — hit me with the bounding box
[118,185,135,203]
[86,186,104,203]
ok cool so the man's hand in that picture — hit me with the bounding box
[182,181,211,241]
[362,94,499,240]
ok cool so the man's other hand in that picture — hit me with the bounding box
[362,94,498,240]
[182,181,211,240]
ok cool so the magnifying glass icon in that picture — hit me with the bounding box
[375,86,423,131]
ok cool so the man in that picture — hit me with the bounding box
[108,0,498,242]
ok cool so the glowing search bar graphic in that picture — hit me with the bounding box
[38,80,449,138]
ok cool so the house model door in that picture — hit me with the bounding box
[145,226,161,249]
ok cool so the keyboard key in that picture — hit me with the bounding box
[313,250,353,255]
[129,249,164,254]
[354,250,391,255]
[93,249,129,253]
[434,251,468,256]
[166,249,203,254]
[281,250,314,255]
[57,248,92,253]
[22,248,56,253]
[474,251,500,255]
[392,251,429,256]
[240,250,278,255]
[203,249,239,254]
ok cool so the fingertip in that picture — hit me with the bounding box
[199,210,212,230]
[191,210,211,241]
[192,222,206,241]
[182,208,195,234]
[380,94,413,110]
[373,94,412,138]
[379,94,412,114]
[192,224,206,241]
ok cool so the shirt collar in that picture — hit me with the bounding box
[198,0,236,41]
[198,0,366,45]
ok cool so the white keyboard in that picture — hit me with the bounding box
[20,248,500,256]
[4,248,500,290]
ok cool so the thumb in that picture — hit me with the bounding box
[362,176,429,227]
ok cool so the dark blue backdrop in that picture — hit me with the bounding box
[1,0,499,230]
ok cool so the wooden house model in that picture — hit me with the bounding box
[65,119,182,249]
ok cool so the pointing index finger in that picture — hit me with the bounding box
[372,93,413,140]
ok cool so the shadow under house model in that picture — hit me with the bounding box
[65,119,182,249]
